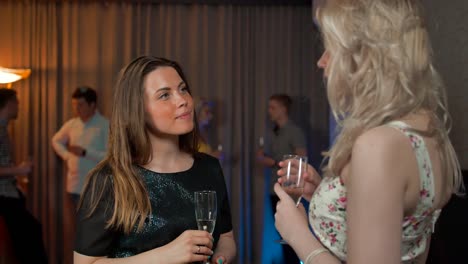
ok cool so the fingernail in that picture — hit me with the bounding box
[217,259,223,264]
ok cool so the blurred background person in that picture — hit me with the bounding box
[51,86,109,209]
[0,88,48,264]
[51,86,109,263]
[196,97,224,160]
[257,93,306,264]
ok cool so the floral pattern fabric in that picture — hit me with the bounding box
[309,121,441,262]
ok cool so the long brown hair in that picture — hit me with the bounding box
[81,56,200,233]
[316,0,463,194]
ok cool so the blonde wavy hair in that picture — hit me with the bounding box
[316,0,463,194]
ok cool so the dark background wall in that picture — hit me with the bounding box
[424,0,468,170]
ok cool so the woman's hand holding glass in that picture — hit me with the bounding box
[273,183,310,246]
[159,230,213,264]
[273,155,307,244]
[277,160,321,201]
[195,190,217,264]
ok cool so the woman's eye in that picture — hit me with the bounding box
[180,86,188,93]
[159,93,170,100]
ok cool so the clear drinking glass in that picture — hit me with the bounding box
[281,154,307,206]
[194,190,217,263]
[275,154,307,244]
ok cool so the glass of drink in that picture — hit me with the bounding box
[275,154,307,244]
[194,190,217,263]
[281,154,307,206]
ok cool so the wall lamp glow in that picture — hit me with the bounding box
[0,67,31,88]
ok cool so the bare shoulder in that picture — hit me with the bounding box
[346,125,420,264]
[350,125,418,189]
[353,125,413,158]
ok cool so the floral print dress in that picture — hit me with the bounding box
[309,121,441,263]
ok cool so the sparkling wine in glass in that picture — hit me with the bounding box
[194,190,217,234]
[194,191,217,263]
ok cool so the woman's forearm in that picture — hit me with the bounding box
[289,232,341,264]
[214,231,237,263]
[74,247,168,264]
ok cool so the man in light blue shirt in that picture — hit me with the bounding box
[51,86,109,207]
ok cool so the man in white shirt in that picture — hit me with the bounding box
[51,86,109,208]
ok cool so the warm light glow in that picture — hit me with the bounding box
[0,67,31,84]
[0,71,22,83]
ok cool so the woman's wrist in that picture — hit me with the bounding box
[304,248,330,264]
[290,229,324,262]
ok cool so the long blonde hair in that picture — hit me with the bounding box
[80,56,200,234]
[316,0,463,194]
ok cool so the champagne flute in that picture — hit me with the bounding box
[194,190,217,264]
[275,154,307,244]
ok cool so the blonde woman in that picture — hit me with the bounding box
[273,0,463,263]
[74,56,236,264]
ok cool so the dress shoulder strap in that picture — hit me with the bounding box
[386,121,437,208]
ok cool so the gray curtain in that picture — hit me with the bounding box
[0,1,327,263]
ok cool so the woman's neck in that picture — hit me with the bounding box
[398,110,432,131]
[144,134,192,173]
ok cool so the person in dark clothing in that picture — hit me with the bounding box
[257,94,307,264]
[0,88,48,264]
[74,56,236,264]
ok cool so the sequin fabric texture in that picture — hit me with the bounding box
[75,153,233,258]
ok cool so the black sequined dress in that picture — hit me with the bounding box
[74,153,232,259]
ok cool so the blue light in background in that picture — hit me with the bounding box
[261,170,283,264]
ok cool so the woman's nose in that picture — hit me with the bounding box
[176,93,188,107]
[317,51,329,69]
